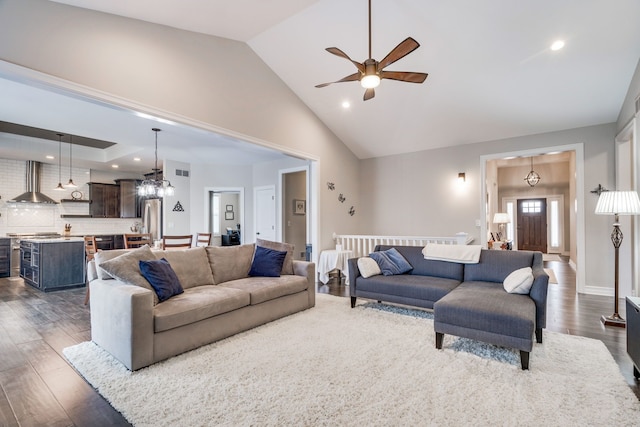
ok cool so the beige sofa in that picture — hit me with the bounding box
[88,243,315,370]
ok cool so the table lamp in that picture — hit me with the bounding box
[595,190,640,327]
[493,213,510,241]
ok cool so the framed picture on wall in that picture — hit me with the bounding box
[225,211,234,220]
[294,199,306,215]
[226,205,233,212]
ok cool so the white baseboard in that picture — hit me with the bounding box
[582,285,613,297]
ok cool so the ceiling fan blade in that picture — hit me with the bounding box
[315,72,361,88]
[380,71,428,84]
[378,37,420,71]
[363,88,375,101]
[325,47,365,73]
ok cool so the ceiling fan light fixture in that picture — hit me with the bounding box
[361,73,380,89]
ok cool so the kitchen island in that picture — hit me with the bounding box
[20,237,85,291]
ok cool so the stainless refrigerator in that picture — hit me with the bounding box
[142,198,162,242]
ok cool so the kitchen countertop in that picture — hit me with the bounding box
[21,237,84,243]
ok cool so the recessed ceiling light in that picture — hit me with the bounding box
[342,101,351,109]
[550,40,565,51]
[133,157,141,162]
[46,155,54,159]
[112,164,119,168]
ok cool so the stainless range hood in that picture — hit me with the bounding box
[9,161,58,204]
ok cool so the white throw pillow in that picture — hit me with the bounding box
[357,257,382,278]
[503,267,534,294]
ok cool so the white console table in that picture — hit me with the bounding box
[318,249,353,285]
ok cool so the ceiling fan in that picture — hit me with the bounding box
[315,0,428,101]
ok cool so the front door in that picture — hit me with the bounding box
[517,199,547,252]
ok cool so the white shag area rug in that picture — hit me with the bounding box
[63,294,640,426]
[544,268,558,284]
[542,253,562,262]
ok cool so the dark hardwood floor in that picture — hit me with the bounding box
[0,256,638,425]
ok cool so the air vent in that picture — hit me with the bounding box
[175,169,190,177]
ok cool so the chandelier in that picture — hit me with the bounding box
[137,128,175,198]
[524,156,541,187]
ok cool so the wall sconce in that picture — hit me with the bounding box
[458,173,466,183]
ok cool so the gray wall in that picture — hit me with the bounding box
[617,58,640,131]
[0,0,362,252]
[360,123,617,293]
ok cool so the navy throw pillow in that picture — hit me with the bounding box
[249,246,287,277]
[369,248,413,276]
[139,258,184,302]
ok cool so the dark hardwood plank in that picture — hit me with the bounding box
[17,340,68,375]
[0,364,72,427]
[0,327,27,372]
[40,364,132,427]
[0,387,19,427]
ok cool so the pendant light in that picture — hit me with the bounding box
[524,156,541,187]
[137,128,175,198]
[65,135,77,188]
[54,133,65,191]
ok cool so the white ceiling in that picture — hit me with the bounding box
[3,0,640,171]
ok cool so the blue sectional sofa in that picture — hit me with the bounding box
[347,245,549,369]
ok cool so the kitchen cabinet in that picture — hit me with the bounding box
[0,238,10,278]
[116,179,142,218]
[89,183,120,218]
[93,234,125,250]
[20,238,85,291]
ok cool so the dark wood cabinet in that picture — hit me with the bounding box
[89,183,120,218]
[20,240,85,291]
[0,238,10,278]
[116,179,142,218]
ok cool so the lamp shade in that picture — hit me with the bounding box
[595,191,640,215]
[493,212,510,224]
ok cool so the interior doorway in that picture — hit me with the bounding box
[254,186,276,242]
[517,199,547,252]
[279,166,310,261]
[203,187,244,246]
[480,143,586,293]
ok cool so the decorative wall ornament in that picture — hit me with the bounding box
[349,206,355,216]
[338,193,346,203]
[294,199,306,215]
[172,201,184,212]
[591,184,609,196]
[327,182,335,190]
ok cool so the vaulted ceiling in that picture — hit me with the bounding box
[2,0,640,171]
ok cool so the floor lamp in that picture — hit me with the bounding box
[594,190,640,328]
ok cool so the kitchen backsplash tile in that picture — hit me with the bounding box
[0,158,140,236]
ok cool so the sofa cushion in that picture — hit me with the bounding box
[464,250,535,283]
[434,281,535,341]
[153,285,250,332]
[503,267,534,294]
[375,245,464,281]
[249,246,287,277]
[357,257,382,278]
[99,245,160,305]
[357,274,460,304]
[206,244,255,284]
[256,238,294,275]
[369,248,413,276]
[156,247,214,289]
[220,275,308,305]
[139,258,184,302]
[94,249,130,280]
